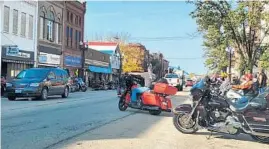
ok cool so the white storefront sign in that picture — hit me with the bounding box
[6,47,31,58]
[38,52,60,65]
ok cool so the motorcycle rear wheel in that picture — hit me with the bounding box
[173,113,198,134]
[251,135,269,144]
[118,97,128,111]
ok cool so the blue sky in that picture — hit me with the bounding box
[85,1,207,74]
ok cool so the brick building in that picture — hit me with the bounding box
[63,1,86,77]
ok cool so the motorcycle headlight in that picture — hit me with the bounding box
[6,83,12,87]
[30,83,40,87]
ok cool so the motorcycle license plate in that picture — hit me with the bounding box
[15,89,22,93]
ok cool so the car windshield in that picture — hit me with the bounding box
[16,69,49,79]
[165,74,178,78]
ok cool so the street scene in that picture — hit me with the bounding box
[1,0,269,149]
[2,90,268,149]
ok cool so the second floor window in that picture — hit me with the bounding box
[75,15,78,25]
[21,12,26,37]
[70,13,73,23]
[29,15,33,39]
[47,11,55,41]
[79,17,81,27]
[75,30,78,48]
[39,12,45,39]
[66,26,69,46]
[4,6,10,32]
[70,28,73,47]
[13,9,18,35]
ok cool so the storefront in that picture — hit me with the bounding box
[1,46,34,79]
[63,53,82,77]
[38,52,61,68]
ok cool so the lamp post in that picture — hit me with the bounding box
[118,52,124,83]
[226,46,234,82]
[79,41,88,80]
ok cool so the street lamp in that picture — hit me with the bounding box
[79,41,88,80]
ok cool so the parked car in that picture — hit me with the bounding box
[185,79,194,87]
[164,73,183,91]
[5,68,70,101]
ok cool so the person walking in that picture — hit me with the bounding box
[258,69,267,94]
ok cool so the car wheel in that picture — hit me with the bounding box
[40,88,48,100]
[62,87,69,98]
[8,96,16,101]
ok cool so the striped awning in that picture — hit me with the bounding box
[2,58,34,64]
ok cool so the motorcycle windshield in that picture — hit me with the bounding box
[250,87,269,108]
[191,79,205,90]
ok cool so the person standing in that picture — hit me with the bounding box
[258,69,268,94]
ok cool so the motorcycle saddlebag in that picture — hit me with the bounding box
[142,92,160,106]
[154,83,177,95]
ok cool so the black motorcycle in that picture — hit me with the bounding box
[173,78,269,143]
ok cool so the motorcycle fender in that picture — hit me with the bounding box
[172,104,192,114]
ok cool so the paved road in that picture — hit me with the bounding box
[1,89,268,149]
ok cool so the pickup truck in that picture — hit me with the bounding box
[164,74,183,91]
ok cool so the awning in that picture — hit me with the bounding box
[2,58,34,64]
[89,65,112,74]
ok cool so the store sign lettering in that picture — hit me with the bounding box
[39,52,60,64]
[6,47,30,58]
[64,55,81,67]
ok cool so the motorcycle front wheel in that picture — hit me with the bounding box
[118,96,128,111]
[81,86,87,92]
[251,135,269,144]
[173,113,198,134]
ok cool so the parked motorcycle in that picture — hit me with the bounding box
[173,77,269,143]
[71,77,87,92]
[118,81,177,115]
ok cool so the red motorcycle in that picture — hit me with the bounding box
[118,83,177,115]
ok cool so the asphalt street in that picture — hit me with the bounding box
[1,89,268,149]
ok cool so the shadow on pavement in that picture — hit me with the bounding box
[194,131,256,142]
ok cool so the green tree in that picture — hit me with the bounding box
[260,50,269,70]
[189,1,269,73]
